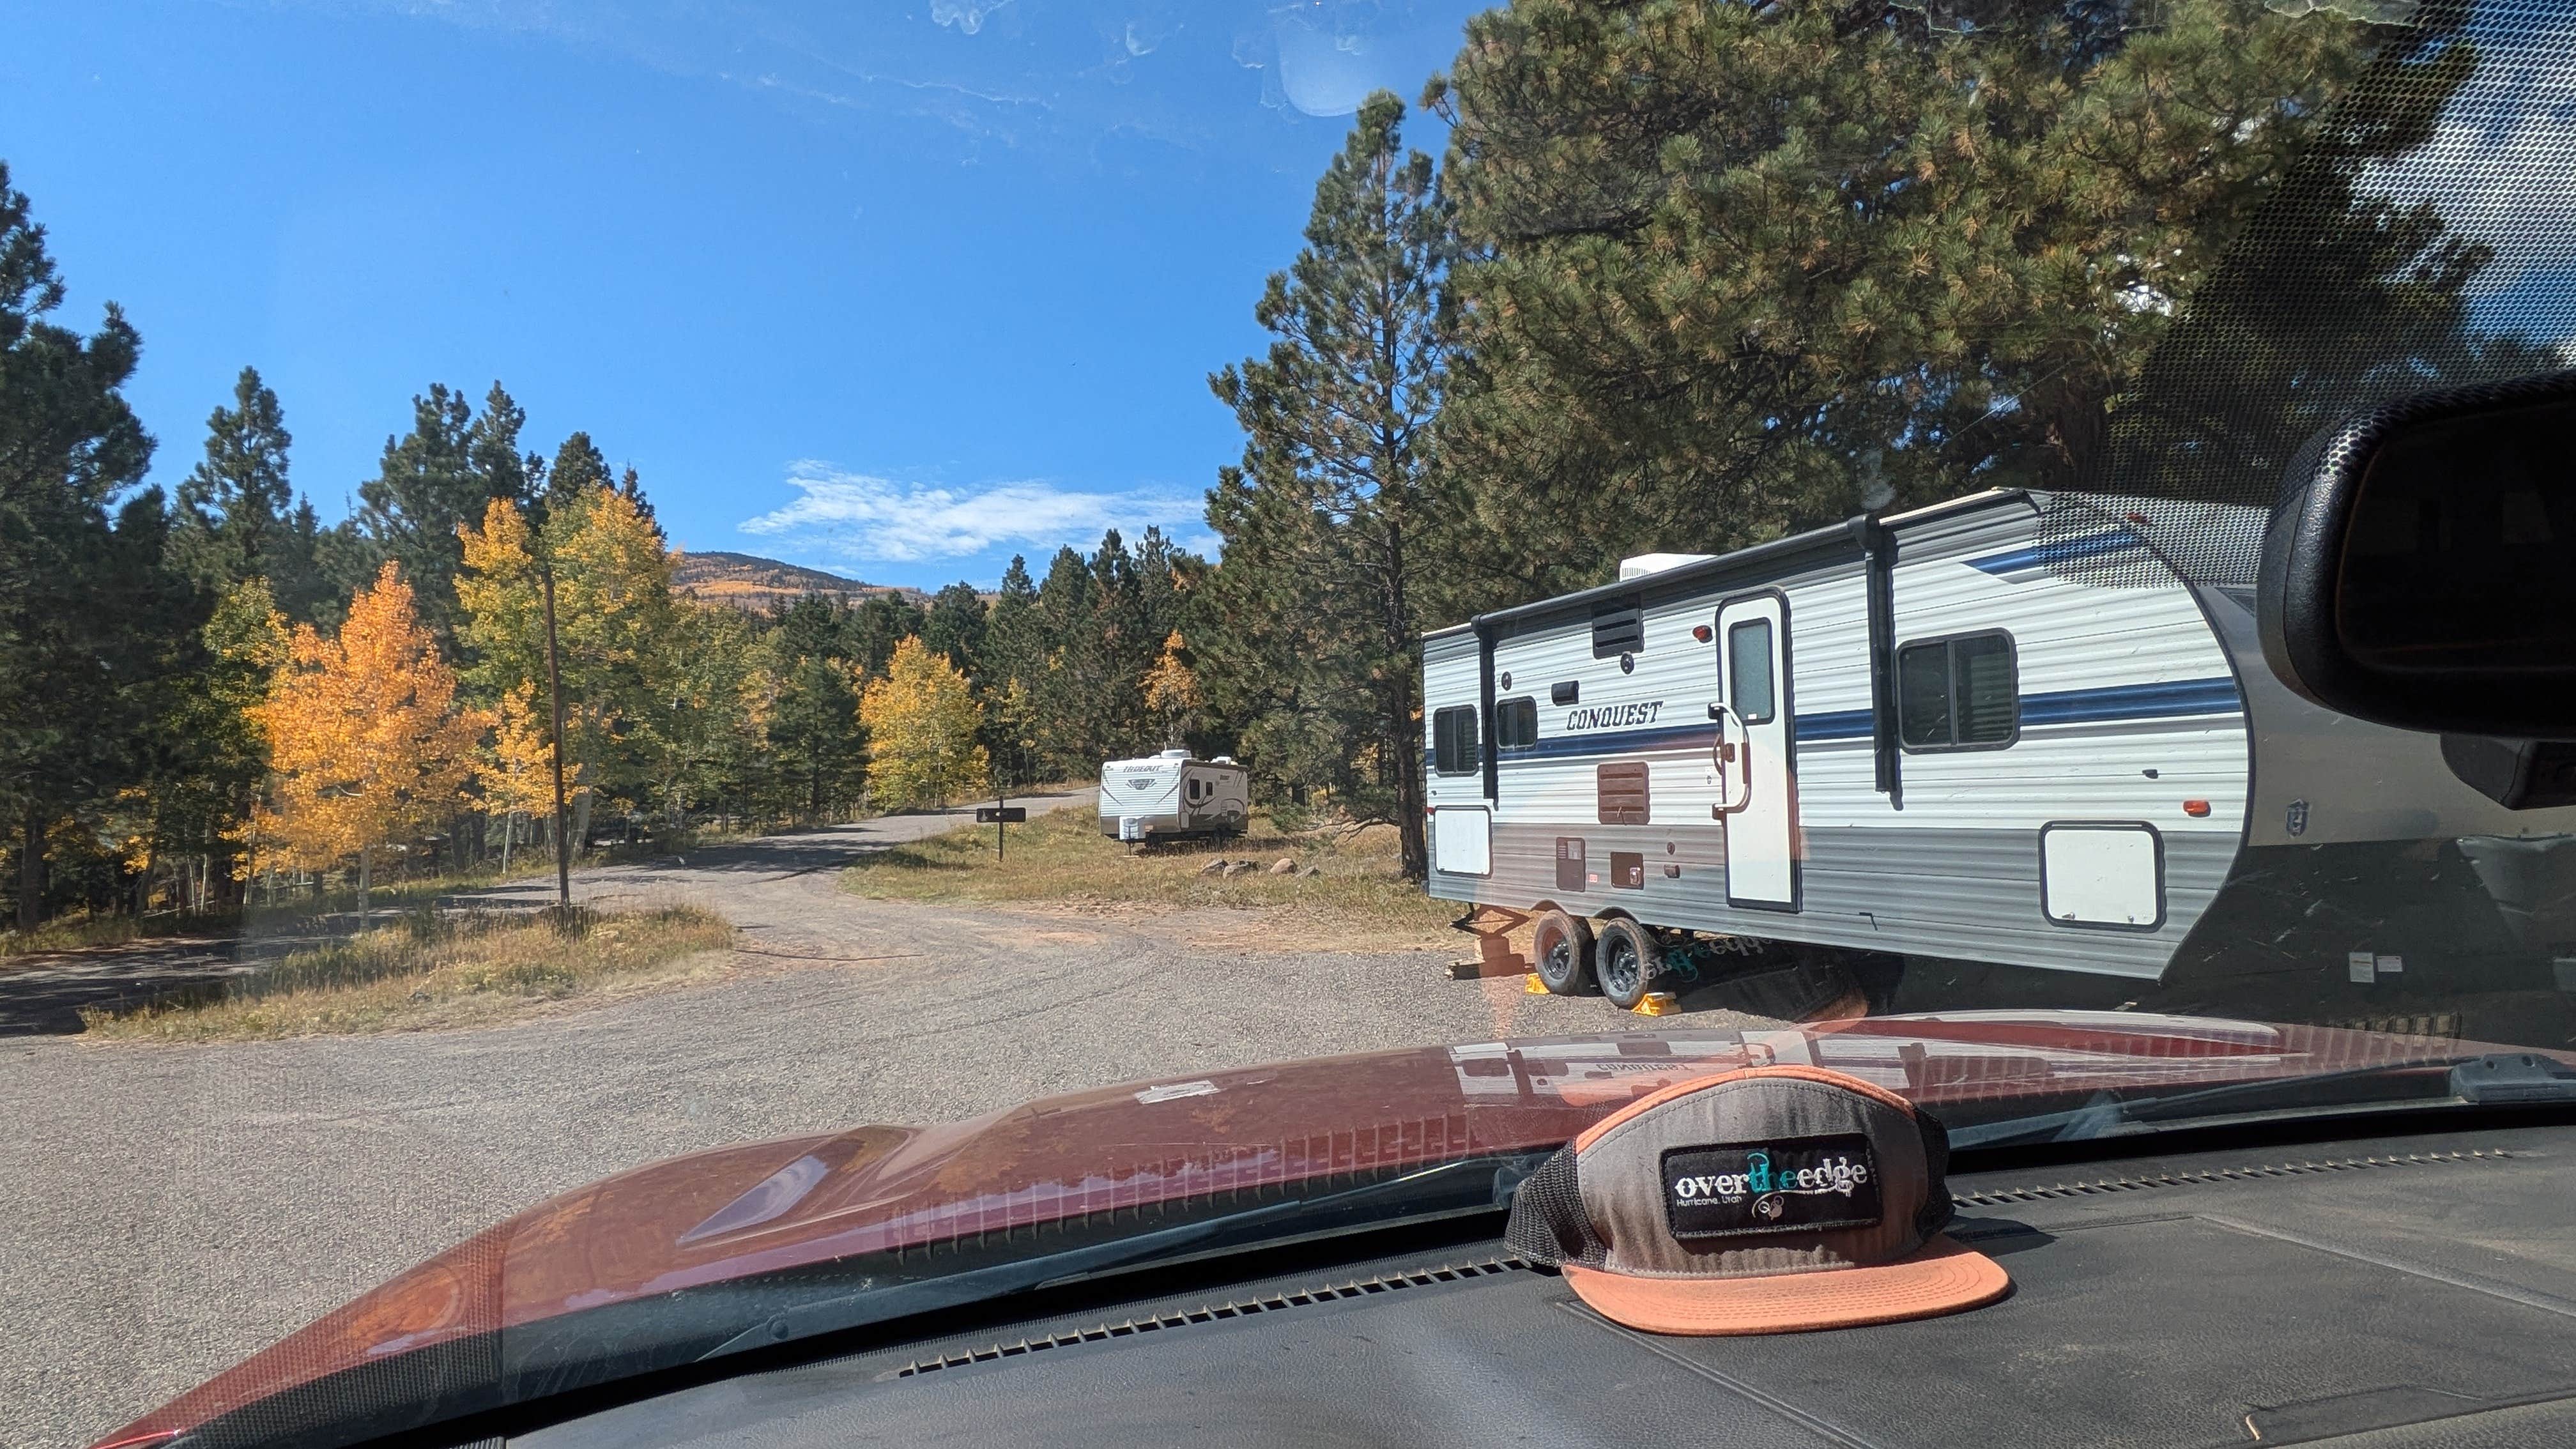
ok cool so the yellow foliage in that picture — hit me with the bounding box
[457,497,545,692]
[479,682,560,818]
[859,636,988,811]
[457,486,680,804]
[1141,629,1202,717]
[252,562,482,876]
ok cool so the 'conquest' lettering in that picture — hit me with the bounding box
[1563,700,1666,732]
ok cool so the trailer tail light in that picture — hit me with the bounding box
[1692,624,1713,642]
[2182,799,2211,818]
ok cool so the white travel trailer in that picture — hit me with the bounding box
[1421,489,2576,1029]
[1098,750,1251,843]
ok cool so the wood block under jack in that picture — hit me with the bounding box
[1445,930,1530,980]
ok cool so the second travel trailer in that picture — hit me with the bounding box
[1099,750,1251,843]
[1419,489,2576,1035]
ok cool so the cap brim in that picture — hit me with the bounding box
[1564,1235,2009,1336]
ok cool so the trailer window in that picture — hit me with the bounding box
[1496,696,1539,749]
[1727,620,1775,724]
[1433,705,1480,775]
[1897,631,2018,751]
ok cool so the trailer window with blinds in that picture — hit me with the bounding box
[1495,696,1539,749]
[1897,631,2019,751]
[1432,705,1480,775]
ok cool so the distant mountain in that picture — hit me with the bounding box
[673,551,930,613]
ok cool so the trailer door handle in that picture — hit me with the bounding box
[1712,703,1751,813]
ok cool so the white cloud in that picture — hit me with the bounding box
[739,463,1202,563]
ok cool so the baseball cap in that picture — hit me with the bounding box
[1505,1064,2008,1335]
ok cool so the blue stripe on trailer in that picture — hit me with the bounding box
[1795,709,1876,742]
[2018,676,2242,726]
[1966,529,2145,578]
[1506,721,1717,760]
[1494,677,2242,762]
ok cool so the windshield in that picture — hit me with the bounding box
[6,2,2576,1446]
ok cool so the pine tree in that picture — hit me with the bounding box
[0,162,193,928]
[170,366,330,619]
[1427,0,2487,590]
[850,591,929,677]
[547,431,610,521]
[648,601,766,829]
[763,595,868,820]
[1030,545,1104,774]
[1205,91,1450,878]
[342,381,534,647]
[253,562,479,922]
[130,578,288,911]
[860,638,989,811]
[922,581,989,675]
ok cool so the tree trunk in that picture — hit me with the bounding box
[569,789,595,862]
[501,810,515,875]
[1378,518,1429,882]
[18,803,45,931]
[357,845,371,930]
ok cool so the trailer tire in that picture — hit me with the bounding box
[1594,918,1662,1010]
[1531,910,1595,995]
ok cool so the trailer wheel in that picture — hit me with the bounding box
[1531,910,1595,995]
[1594,918,1662,1010]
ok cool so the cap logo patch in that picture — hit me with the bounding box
[1660,1135,1883,1238]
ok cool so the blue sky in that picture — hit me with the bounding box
[2,0,1483,590]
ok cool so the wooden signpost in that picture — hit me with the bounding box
[974,799,1028,861]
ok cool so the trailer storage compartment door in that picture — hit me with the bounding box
[2040,823,2164,929]
[1432,808,1491,877]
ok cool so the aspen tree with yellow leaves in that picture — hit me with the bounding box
[252,563,480,923]
[459,484,684,850]
[1140,630,1203,747]
[478,683,558,875]
[859,637,987,811]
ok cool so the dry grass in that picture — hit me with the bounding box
[79,904,736,1041]
[1,913,158,958]
[842,805,1459,947]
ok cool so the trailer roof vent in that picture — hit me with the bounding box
[1591,604,1644,659]
[1618,553,1715,581]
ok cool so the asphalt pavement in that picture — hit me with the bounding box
[1,792,1802,1448]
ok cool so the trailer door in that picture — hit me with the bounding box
[1715,593,1797,910]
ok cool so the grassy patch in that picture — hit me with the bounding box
[79,905,737,1041]
[2,912,160,958]
[843,805,1457,945]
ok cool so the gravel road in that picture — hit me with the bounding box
[1,793,1802,1448]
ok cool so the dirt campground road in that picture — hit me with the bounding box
[1,793,1813,1449]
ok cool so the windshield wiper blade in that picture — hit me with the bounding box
[1949,1052,2576,1151]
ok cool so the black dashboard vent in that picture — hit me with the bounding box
[889,1257,1529,1380]
[1952,1147,2515,1209]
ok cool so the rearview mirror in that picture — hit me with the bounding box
[2258,370,2576,742]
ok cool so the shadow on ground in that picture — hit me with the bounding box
[0,797,1089,1038]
